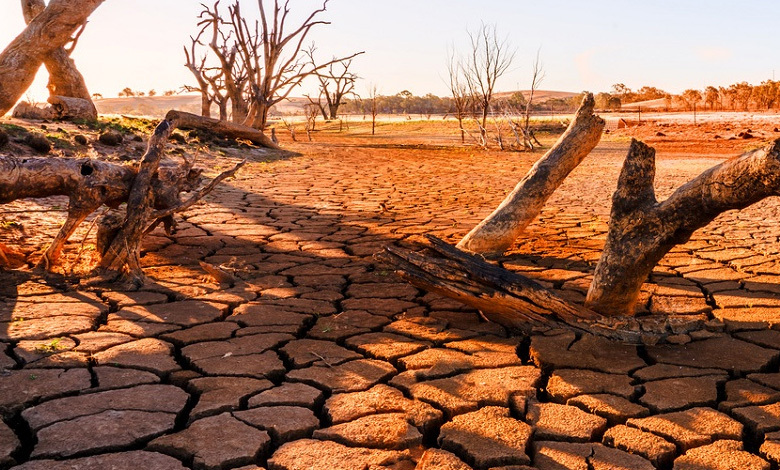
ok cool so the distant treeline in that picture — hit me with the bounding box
[336,81,780,116]
[338,90,584,117]
[600,81,780,111]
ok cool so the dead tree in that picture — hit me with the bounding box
[0,111,245,283]
[0,0,105,116]
[21,0,97,119]
[379,137,780,343]
[368,84,379,136]
[461,23,515,143]
[446,48,471,144]
[457,93,605,254]
[586,138,780,316]
[520,51,544,151]
[306,47,361,120]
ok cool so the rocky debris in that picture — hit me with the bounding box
[646,337,779,374]
[438,407,532,469]
[546,369,636,402]
[402,367,540,418]
[313,413,422,450]
[602,424,677,468]
[533,441,654,470]
[673,440,770,470]
[530,333,645,374]
[32,410,177,458]
[567,394,649,424]
[345,332,430,361]
[22,384,188,431]
[526,401,608,442]
[720,379,780,412]
[0,368,91,415]
[266,439,413,470]
[92,367,161,391]
[148,412,270,470]
[731,401,780,437]
[10,451,189,470]
[323,384,442,433]
[188,376,273,421]
[415,448,473,470]
[632,363,725,381]
[280,339,362,368]
[287,359,397,393]
[248,383,323,408]
[234,406,319,444]
[640,374,726,412]
[98,130,123,146]
[0,420,19,467]
[627,407,743,451]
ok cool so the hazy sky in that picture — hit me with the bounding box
[1,0,779,100]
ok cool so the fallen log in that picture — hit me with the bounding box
[457,93,605,255]
[167,110,281,150]
[377,235,708,345]
[586,138,780,316]
[0,111,244,277]
[48,95,97,120]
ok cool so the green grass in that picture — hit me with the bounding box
[73,116,156,134]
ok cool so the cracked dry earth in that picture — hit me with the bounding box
[3,135,780,470]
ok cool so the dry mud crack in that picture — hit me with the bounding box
[3,138,780,469]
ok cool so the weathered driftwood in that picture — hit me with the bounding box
[377,235,707,344]
[0,0,105,116]
[168,110,281,150]
[457,93,605,254]
[22,0,97,119]
[586,138,780,316]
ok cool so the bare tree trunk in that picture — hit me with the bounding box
[22,0,95,102]
[457,93,604,254]
[586,138,780,316]
[0,0,104,116]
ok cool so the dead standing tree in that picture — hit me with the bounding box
[462,23,515,145]
[0,0,105,116]
[379,94,780,343]
[20,0,98,119]
[185,0,362,131]
[306,47,362,120]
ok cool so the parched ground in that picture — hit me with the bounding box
[3,117,780,469]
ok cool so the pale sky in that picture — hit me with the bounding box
[1,0,779,100]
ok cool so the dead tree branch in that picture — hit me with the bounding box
[457,93,604,254]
